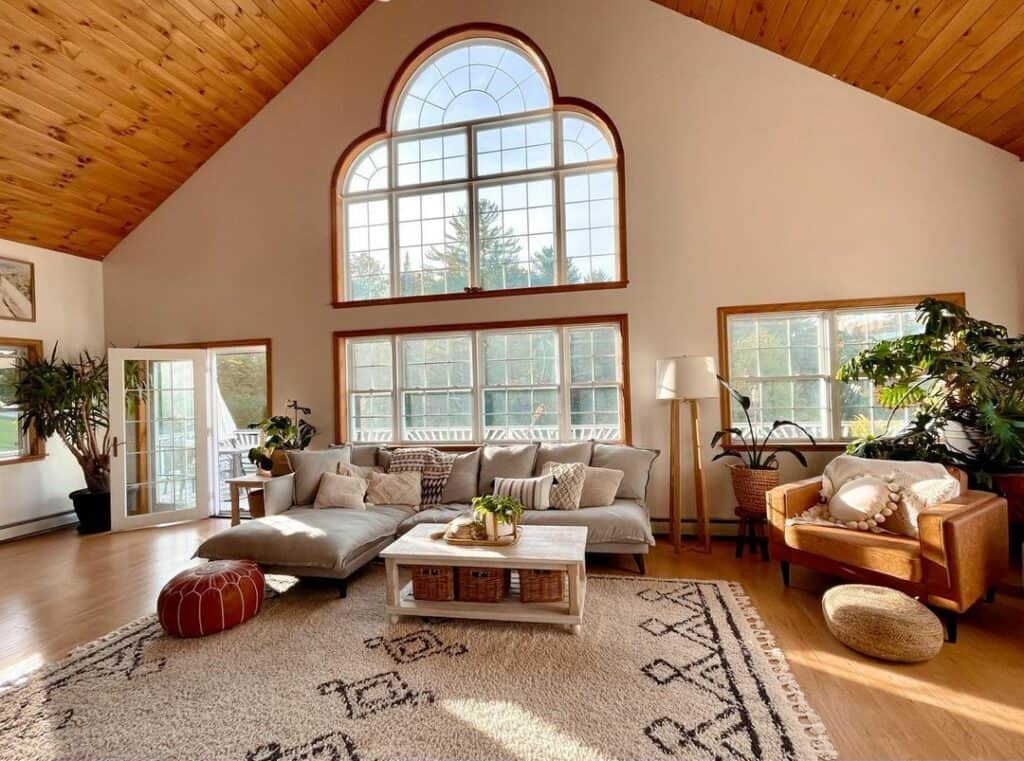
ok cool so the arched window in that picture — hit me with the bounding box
[333,26,625,306]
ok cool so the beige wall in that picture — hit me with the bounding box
[1,240,105,541]
[102,0,1023,530]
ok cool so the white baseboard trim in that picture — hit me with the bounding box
[0,511,78,543]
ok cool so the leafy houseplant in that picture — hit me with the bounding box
[15,347,112,534]
[837,297,1024,516]
[711,376,816,512]
[471,494,524,540]
[247,400,317,475]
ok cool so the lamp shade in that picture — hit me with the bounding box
[656,355,719,400]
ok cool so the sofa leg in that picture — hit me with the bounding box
[780,561,790,588]
[985,586,996,604]
[337,579,348,599]
[634,554,646,575]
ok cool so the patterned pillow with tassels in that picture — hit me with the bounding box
[386,447,455,509]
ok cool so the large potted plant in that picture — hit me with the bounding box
[838,297,1024,520]
[711,377,816,512]
[15,347,112,534]
[247,399,316,476]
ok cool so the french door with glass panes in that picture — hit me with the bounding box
[108,349,212,531]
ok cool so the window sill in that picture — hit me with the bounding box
[0,453,47,467]
[332,280,628,309]
[718,442,850,453]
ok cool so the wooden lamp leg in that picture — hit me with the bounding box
[669,398,681,553]
[688,398,711,552]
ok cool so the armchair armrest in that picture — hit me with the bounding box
[918,490,1009,611]
[262,473,295,516]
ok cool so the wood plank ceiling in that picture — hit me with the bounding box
[1,1,1023,260]
[0,0,372,259]
[656,0,1024,158]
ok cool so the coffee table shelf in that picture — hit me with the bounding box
[380,523,588,634]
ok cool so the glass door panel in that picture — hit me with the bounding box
[110,349,210,531]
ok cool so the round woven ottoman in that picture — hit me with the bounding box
[158,560,265,638]
[822,584,943,663]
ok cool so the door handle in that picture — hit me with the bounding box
[112,436,120,458]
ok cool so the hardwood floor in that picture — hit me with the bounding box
[1,519,1022,760]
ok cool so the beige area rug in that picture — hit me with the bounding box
[1,567,836,761]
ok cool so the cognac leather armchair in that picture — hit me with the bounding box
[768,469,1008,641]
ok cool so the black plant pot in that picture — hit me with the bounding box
[70,489,111,534]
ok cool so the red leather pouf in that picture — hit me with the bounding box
[157,559,265,638]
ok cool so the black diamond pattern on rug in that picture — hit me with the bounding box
[317,671,434,719]
[637,581,796,760]
[246,731,362,761]
[364,629,467,664]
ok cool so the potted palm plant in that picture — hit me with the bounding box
[711,376,816,512]
[838,297,1024,520]
[15,347,112,534]
[247,400,317,476]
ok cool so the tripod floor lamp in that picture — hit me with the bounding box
[656,355,719,552]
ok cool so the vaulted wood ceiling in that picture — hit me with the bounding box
[1,1,1023,260]
[0,0,371,260]
[657,0,1024,157]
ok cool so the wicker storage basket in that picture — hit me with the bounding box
[456,567,508,603]
[246,489,266,519]
[411,565,455,601]
[728,464,779,514]
[519,569,564,603]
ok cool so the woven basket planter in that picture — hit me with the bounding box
[728,464,779,514]
[519,569,564,603]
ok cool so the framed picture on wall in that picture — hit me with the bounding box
[0,256,36,323]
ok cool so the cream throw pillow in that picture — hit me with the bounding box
[313,472,367,510]
[579,466,624,508]
[541,462,586,510]
[338,462,383,479]
[366,471,421,507]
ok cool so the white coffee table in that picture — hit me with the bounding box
[380,523,588,634]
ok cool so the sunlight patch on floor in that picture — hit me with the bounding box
[786,649,1024,735]
[442,698,614,761]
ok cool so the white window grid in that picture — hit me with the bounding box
[0,345,28,459]
[341,108,618,301]
[345,323,625,444]
[725,306,923,443]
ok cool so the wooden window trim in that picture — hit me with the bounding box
[0,337,45,464]
[716,293,966,452]
[144,338,273,416]
[330,24,628,309]
[334,313,631,446]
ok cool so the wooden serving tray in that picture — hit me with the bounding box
[443,532,522,547]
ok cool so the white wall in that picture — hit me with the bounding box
[102,0,1024,531]
[0,240,105,541]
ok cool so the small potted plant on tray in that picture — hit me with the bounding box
[471,494,524,540]
[712,376,816,512]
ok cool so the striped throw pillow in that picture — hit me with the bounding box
[492,474,554,510]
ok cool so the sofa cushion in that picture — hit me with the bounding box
[494,474,554,510]
[367,471,421,506]
[478,444,539,494]
[440,449,481,504]
[287,448,352,506]
[397,505,472,533]
[542,462,585,510]
[196,507,400,572]
[591,444,659,504]
[518,499,655,546]
[534,441,593,475]
[785,523,922,581]
[578,465,624,507]
[313,473,367,509]
[350,443,380,467]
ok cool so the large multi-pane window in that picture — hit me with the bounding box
[720,299,955,443]
[0,339,43,462]
[335,34,623,305]
[341,318,627,444]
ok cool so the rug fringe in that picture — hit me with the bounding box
[727,581,839,761]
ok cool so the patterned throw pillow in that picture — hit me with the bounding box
[313,473,367,510]
[366,471,422,507]
[541,461,585,510]
[492,474,554,510]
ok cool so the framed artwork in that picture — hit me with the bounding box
[0,256,36,323]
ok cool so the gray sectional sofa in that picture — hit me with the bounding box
[196,441,658,595]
